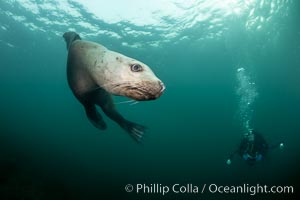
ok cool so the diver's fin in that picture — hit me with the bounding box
[63,31,81,50]
[84,104,107,130]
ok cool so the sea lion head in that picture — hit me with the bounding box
[99,51,165,101]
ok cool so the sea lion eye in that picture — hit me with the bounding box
[130,64,143,72]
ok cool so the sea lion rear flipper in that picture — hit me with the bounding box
[63,31,81,50]
[92,89,147,143]
[101,103,147,143]
[84,104,107,130]
[120,120,147,143]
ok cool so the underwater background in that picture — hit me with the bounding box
[0,0,299,199]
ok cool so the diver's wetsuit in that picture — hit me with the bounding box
[238,131,267,165]
[228,130,283,165]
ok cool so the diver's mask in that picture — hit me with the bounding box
[244,129,255,142]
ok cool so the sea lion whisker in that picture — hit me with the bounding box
[84,86,103,95]
[92,86,104,91]
[128,89,144,96]
[130,101,139,106]
[133,87,151,96]
[102,82,135,90]
[122,84,149,93]
[106,83,130,93]
[111,84,136,94]
[125,85,147,93]
[114,100,135,105]
[102,81,139,87]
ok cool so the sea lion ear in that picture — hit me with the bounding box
[63,31,81,50]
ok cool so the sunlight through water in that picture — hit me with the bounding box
[0,0,292,48]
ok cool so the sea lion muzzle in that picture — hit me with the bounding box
[122,80,165,101]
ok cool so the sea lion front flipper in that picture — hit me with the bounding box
[92,89,147,143]
[84,104,107,130]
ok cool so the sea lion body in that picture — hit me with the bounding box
[63,32,164,142]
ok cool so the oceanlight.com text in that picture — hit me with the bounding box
[124,183,294,196]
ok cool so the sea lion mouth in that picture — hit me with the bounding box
[110,81,165,101]
[123,85,162,101]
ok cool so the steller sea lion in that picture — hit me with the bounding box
[63,31,165,142]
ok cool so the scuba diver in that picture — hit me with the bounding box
[226,129,284,166]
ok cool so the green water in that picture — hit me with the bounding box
[0,0,299,199]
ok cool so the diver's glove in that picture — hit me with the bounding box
[279,142,284,150]
[226,159,231,165]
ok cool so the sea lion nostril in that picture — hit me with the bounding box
[159,81,165,92]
